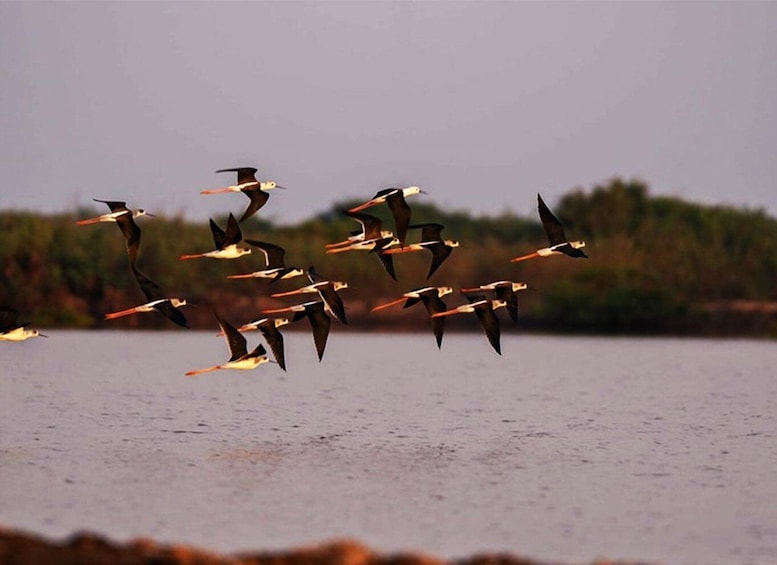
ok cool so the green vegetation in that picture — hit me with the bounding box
[2,178,777,335]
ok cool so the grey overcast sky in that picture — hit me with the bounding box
[2,1,776,224]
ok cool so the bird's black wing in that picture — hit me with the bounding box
[215,312,248,361]
[409,223,444,242]
[223,213,243,246]
[216,167,258,185]
[319,285,347,325]
[131,264,165,302]
[474,304,502,355]
[259,323,286,371]
[385,192,412,245]
[306,265,325,284]
[245,240,286,269]
[495,286,519,323]
[209,218,226,250]
[246,343,267,360]
[537,194,569,246]
[420,294,447,349]
[294,302,330,362]
[426,242,453,280]
[344,210,384,239]
[115,216,141,264]
[239,190,270,222]
[0,307,20,333]
[153,301,188,328]
[370,237,397,280]
[93,199,128,213]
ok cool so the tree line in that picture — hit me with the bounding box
[2,178,776,336]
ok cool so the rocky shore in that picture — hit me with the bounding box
[0,528,657,565]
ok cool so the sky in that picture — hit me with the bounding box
[2,1,776,224]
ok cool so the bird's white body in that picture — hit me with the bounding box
[228,267,304,280]
[77,209,148,224]
[0,327,44,341]
[326,237,399,254]
[219,357,269,371]
[203,246,252,260]
[538,241,586,257]
[237,317,290,332]
[434,299,507,317]
[468,281,528,292]
[104,298,187,319]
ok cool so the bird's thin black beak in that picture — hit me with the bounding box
[276,185,287,190]
[38,333,49,338]
[146,213,157,217]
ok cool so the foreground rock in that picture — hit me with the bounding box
[0,528,656,565]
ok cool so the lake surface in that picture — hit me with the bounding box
[1,331,775,564]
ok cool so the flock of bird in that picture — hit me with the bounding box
[1,166,588,376]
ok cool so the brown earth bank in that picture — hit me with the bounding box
[0,528,658,565]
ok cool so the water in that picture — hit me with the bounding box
[1,331,775,564]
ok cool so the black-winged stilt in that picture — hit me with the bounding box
[76,199,153,264]
[262,300,331,362]
[179,213,251,260]
[371,286,453,348]
[460,281,528,323]
[233,317,290,371]
[381,223,459,279]
[432,294,507,355]
[201,167,285,222]
[104,264,190,328]
[270,266,348,325]
[511,194,587,263]
[227,240,304,283]
[0,307,47,341]
[348,186,424,246]
[186,312,270,376]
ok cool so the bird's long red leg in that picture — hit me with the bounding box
[179,253,205,260]
[325,246,356,254]
[371,297,409,312]
[261,306,296,315]
[226,273,256,279]
[76,217,102,225]
[381,246,422,255]
[325,240,355,249]
[271,288,308,298]
[431,309,464,318]
[104,307,140,320]
[200,187,232,195]
[510,251,540,263]
[348,200,379,213]
[185,365,222,377]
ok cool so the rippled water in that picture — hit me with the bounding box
[1,331,776,564]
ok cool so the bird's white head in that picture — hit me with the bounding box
[511,282,528,292]
[134,209,155,219]
[260,181,285,191]
[570,241,586,249]
[444,240,461,248]
[438,286,454,297]
[403,186,424,197]
[274,318,290,328]
[170,299,187,308]
[492,300,508,310]
[333,282,349,291]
